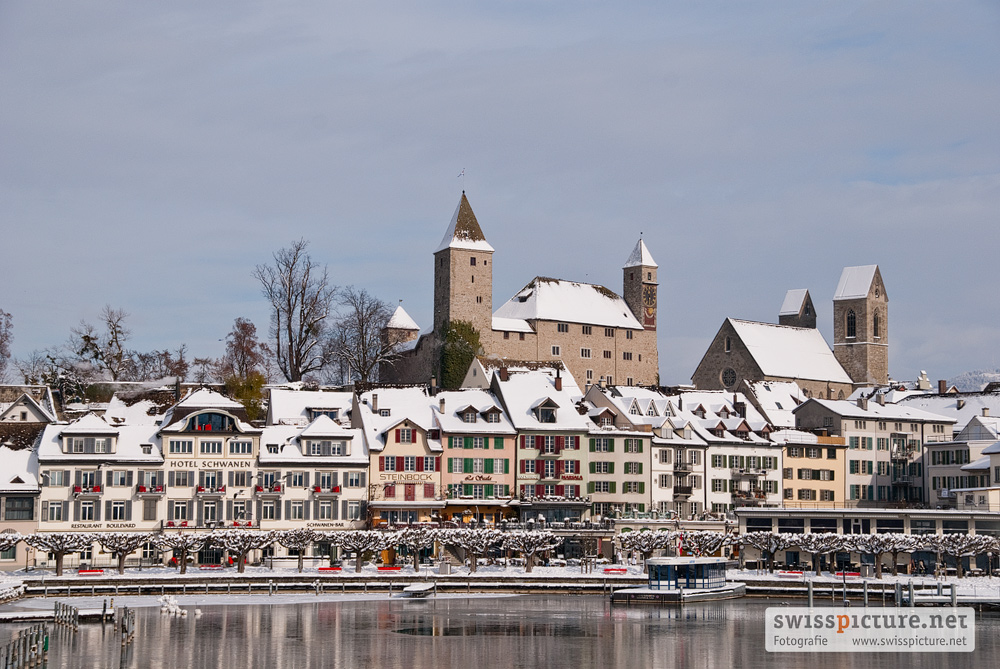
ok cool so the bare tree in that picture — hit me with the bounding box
[332,530,389,573]
[220,318,270,380]
[394,527,438,572]
[676,530,736,559]
[793,533,845,576]
[502,531,563,573]
[739,532,797,573]
[0,309,12,382]
[25,533,93,576]
[438,529,504,573]
[210,529,277,573]
[616,529,671,571]
[276,529,318,573]
[190,357,219,384]
[330,287,399,383]
[14,350,51,385]
[156,532,209,575]
[98,532,154,575]
[254,240,337,382]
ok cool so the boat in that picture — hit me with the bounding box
[612,557,745,605]
[400,583,436,598]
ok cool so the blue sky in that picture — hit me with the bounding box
[1,1,998,384]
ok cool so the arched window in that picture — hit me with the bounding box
[846,310,856,338]
[873,310,880,339]
[725,336,732,353]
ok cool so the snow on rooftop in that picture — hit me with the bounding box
[834,265,878,300]
[799,398,956,423]
[176,388,243,409]
[434,193,494,253]
[494,278,642,329]
[386,305,420,330]
[37,423,162,463]
[0,446,37,492]
[492,317,534,333]
[897,394,1000,433]
[494,368,589,431]
[728,319,853,384]
[267,389,353,425]
[62,413,118,434]
[434,390,516,435]
[623,239,658,269]
[779,289,808,316]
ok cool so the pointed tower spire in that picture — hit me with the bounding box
[435,192,494,253]
[623,238,658,269]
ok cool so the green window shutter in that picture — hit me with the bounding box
[589,462,596,474]
[607,438,615,453]
[448,436,454,448]
[504,459,510,474]
[494,437,503,449]
[637,463,643,475]
[637,440,643,453]
[464,437,473,449]
[608,462,615,474]
[587,482,595,494]
[448,459,453,473]
[589,439,595,452]
[638,482,645,494]
[484,459,494,474]
[724,479,729,492]
[464,484,472,496]
[464,459,472,474]
[485,484,494,497]
[609,482,616,494]
[638,504,645,513]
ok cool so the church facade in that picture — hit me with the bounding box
[384,193,660,388]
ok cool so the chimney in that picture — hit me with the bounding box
[439,397,446,414]
[938,380,947,394]
[555,368,562,392]
[430,376,437,395]
[857,398,868,410]
[985,408,991,417]
[371,394,379,413]
[174,377,181,401]
[957,399,966,410]
[499,367,509,382]
[877,394,885,406]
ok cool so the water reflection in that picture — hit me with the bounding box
[4,596,997,669]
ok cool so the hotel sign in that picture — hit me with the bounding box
[169,460,254,469]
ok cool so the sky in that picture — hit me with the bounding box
[1,2,998,386]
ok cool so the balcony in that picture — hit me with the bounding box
[73,485,102,496]
[891,476,912,486]
[135,484,165,495]
[673,485,693,498]
[674,461,690,472]
[255,484,282,497]
[196,485,227,496]
[311,485,342,497]
[730,468,765,477]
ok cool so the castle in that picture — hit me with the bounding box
[384,193,660,388]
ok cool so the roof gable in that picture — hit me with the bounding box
[728,319,852,384]
[494,277,642,329]
[834,265,880,300]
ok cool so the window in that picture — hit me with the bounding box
[398,428,413,444]
[622,352,633,361]
[624,438,643,453]
[424,483,435,499]
[174,471,189,487]
[169,440,193,454]
[519,333,525,340]
[291,472,305,487]
[108,500,126,521]
[200,441,223,454]
[542,460,555,478]
[486,412,500,423]
[605,328,615,337]
[423,457,436,472]
[806,448,820,459]
[593,481,611,493]
[593,462,612,474]
[48,503,63,521]
[309,441,344,456]
[603,350,612,359]
[404,456,417,472]
[463,411,477,424]
[725,336,732,353]
[496,458,507,474]
[557,323,569,333]
[624,462,642,475]
[380,409,391,417]
[319,502,332,519]
[624,481,643,494]
[538,408,555,423]
[873,310,880,338]
[347,501,361,520]
[586,370,593,380]
[593,438,612,453]
[582,325,592,335]
[503,331,510,339]
[384,457,397,472]
[581,348,591,359]
[523,460,536,474]
[4,498,32,521]
[543,436,556,453]
[45,470,66,487]
[230,441,253,454]
[846,310,856,338]
[551,345,561,356]
[80,501,95,521]
[470,256,476,266]
[291,502,304,520]
[473,437,485,449]
[451,457,464,474]
[626,330,633,340]
[261,502,275,520]
[112,471,128,486]
[660,474,672,488]
[143,499,157,521]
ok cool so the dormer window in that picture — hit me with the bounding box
[646,405,657,416]
[538,408,556,423]
[266,444,279,454]
[66,437,112,454]
[629,404,640,416]
[187,412,236,432]
[308,440,344,456]
[462,411,477,424]
[309,409,339,421]
[141,444,153,455]
[600,416,613,427]
[486,412,500,424]
[379,409,391,417]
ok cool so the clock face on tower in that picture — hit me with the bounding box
[641,284,656,329]
[642,285,656,307]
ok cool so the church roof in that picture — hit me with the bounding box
[494,277,643,329]
[728,319,853,384]
[386,305,419,330]
[435,192,494,253]
[834,265,879,300]
[779,289,809,316]
[623,239,658,269]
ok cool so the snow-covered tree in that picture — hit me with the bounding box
[0,533,20,562]
[844,534,908,579]
[438,529,504,573]
[331,530,389,573]
[923,534,996,578]
[792,533,844,576]
[25,533,92,576]
[394,527,439,572]
[276,529,318,573]
[502,531,563,573]
[155,532,209,575]
[210,529,277,573]
[97,532,154,575]
[676,531,735,559]
[882,533,920,576]
[616,529,671,571]
[738,532,797,572]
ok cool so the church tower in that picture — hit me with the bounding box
[433,192,494,339]
[778,289,816,328]
[832,265,888,385]
[623,238,658,330]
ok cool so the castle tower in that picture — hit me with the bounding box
[778,289,816,328]
[433,192,494,339]
[832,265,888,385]
[623,238,658,330]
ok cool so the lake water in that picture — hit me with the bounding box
[6,595,1000,668]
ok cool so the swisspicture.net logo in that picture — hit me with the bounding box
[765,607,975,652]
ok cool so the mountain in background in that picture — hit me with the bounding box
[949,368,1000,392]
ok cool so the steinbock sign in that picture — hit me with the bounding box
[765,607,975,652]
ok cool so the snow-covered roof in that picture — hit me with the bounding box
[897,394,1000,433]
[795,398,956,423]
[297,415,354,439]
[434,192,494,253]
[743,380,805,428]
[961,455,991,471]
[174,388,244,410]
[386,305,420,331]
[779,289,808,316]
[0,446,38,493]
[494,278,642,329]
[623,239,658,269]
[492,317,534,333]
[61,413,119,435]
[36,423,162,464]
[433,390,516,435]
[267,389,353,426]
[356,387,442,452]
[834,265,878,300]
[728,319,852,384]
[492,368,590,432]
[104,396,168,426]
[980,441,1000,456]
[257,423,369,466]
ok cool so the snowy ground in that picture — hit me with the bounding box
[733,568,1000,598]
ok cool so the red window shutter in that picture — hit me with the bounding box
[379,456,385,471]
[395,429,400,442]
[536,459,543,473]
[396,456,404,471]
[520,435,525,449]
[536,485,544,497]
[556,460,564,476]
[535,435,543,449]
[416,458,424,472]
[520,460,526,473]
[555,436,564,453]
[556,485,565,497]
[435,457,441,472]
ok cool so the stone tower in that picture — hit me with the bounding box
[433,192,494,339]
[778,289,817,328]
[622,238,658,331]
[832,265,888,385]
